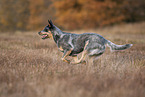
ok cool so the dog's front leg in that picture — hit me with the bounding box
[61,48,73,63]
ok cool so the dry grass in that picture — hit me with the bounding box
[0,22,145,97]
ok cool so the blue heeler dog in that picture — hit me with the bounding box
[38,20,133,64]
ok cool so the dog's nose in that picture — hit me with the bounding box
[38,31,41,35]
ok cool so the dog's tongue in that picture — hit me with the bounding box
[42,35,47,38]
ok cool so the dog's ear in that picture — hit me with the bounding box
[48,19,54,28]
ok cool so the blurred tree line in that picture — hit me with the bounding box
[0,0,145,31]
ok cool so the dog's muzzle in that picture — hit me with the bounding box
[38,31,41,35]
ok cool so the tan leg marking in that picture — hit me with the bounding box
[61,48,73,63]
[72,50,87,64]
[59,46,64,51]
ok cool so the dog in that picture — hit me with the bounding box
[38,20,133,64]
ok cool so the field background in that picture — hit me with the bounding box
[0,0,145,31]
[0,22,145,97]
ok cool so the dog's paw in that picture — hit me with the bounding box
[61,58,70,63]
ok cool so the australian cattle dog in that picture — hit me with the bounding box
[38,20,133,64]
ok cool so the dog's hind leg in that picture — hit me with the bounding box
[71,51,88,64]
[88,46,105,65]
[71,40,89,64]
[61,48,73,63]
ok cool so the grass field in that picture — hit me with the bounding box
[0,22,145,97]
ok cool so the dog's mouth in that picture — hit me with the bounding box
[42,34,48,39]
[38,31,52,39]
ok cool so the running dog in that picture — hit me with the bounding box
[38,20,133,64]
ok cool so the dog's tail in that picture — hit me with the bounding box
[106,40,133,51]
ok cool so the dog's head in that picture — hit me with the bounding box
[38,20,54,40]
